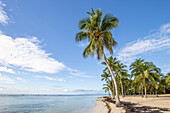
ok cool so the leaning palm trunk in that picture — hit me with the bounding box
[120,77,124,97]
[108,91,111,97]
[110,76,115,99]
[104,54,121,106]
[111,90,115,99]
[113,83,115,98]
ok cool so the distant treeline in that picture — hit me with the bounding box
[101,57,170,98]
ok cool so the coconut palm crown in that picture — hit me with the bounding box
[75,7,121,106]
[75,7,119,60]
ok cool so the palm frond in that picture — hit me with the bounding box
[100,13,119,31]
[75,32,91,42]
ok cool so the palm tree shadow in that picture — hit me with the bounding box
[104,97,170,113]
[122,101,169,113]
[156,96,170,97]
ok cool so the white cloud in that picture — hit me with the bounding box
[16,77,25,81]
[117,23,170,64]
[43,76,65,81]
[159,64,170,73]
[69,71,90,77]
[63,89,104,94]
[44,76,65,81]
[44,76,56,80]
[0,73,14,84]
[0,66,15,73]
[0,1,9,25]
[56,78,65,82]
[165,68,170,73]
[0,34,66,73]
[67,68,91,77]
[0,32,89,77]
[78,42,89,47]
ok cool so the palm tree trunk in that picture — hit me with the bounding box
[111,76,115,99]
[142,84,144,97]
[134,87,136,96]
[144,77,147,98]
[113,84,115,98]
[108,91,111,97]
[112,89,115,99]
[104,54,121,106]
[156,89,158,97]
[120,77,124,97]
[144,86,147,98]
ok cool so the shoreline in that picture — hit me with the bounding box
[92,96,124,113]
[91,98,109,113]
[92,94,170,113]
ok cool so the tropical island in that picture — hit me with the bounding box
[0,1,170,113]
[76,7,170,113]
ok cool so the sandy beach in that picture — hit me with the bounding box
[92,94,170,113]
[92,99,108,113]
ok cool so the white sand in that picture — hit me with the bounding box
[91,100,108,113]
[105,101,125,113]
[120,94,170,108]
[92,94,170,113]
[92,97,125,113]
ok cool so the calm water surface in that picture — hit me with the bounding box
[0,94,104,113]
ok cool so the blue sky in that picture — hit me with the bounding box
[0,0,170,94]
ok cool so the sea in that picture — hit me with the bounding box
[0,94,105,113]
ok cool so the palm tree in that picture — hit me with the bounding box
[103,80,115,97]
[75,7,121,106]
[130,58,145,97]
[159,73,170,94]
[101,56,119,99]
[124,77,133,95]
[115,61,127,97]
[101,71,116,98]
[131,60,161,98]
[131,73,139,96]
[151,72,162,97]
[165,73,170,92]
[101,71,110,81]
[143,62,161,98]
[103,83,111,96]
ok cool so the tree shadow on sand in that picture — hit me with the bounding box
[103,97,170,113]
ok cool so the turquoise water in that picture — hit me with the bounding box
[0,94,104,113]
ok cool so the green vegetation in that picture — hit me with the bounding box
[101,57,170,99]
[75,7,121,106]
[75,7,170,107]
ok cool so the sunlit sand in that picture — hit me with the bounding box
[92,94,170,113]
